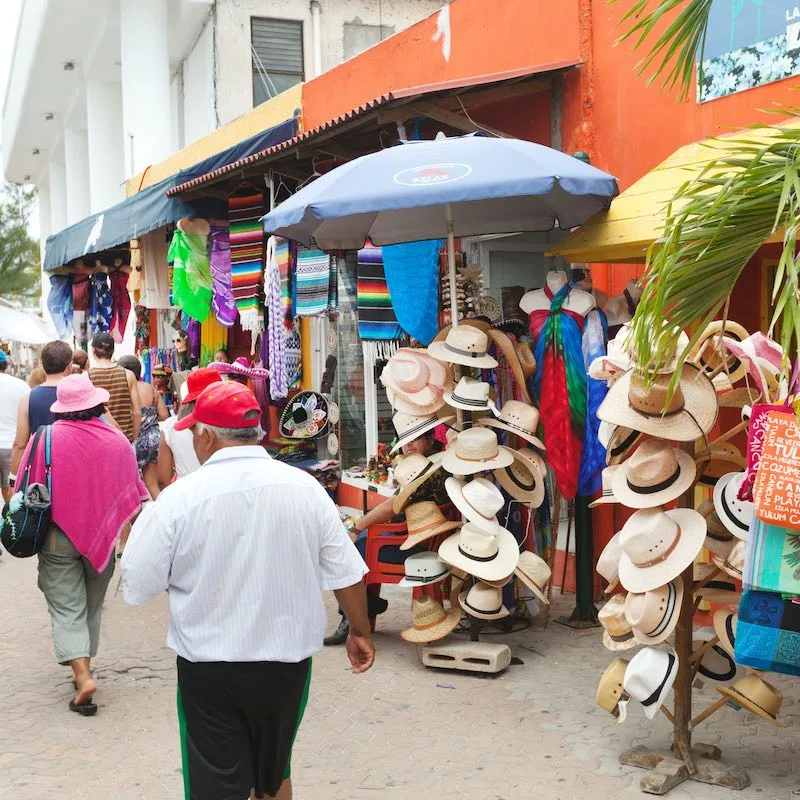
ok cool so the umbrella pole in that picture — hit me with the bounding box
[446,204,459,327]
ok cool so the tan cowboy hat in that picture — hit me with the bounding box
[689,320,749,387]
[611,440,697,509]
[713,610,738,658]
[589,465,621,508]
[694,443,746,488]
[390,410,455,453]
[624,577,684,645]
[392,453,443,514]
[441,427,514,477]
[597,364,718,442]
[514,551,551,605]
[692,627,738,684]
[599,594,638,652]
[399,502,462,551]
[617,508,706,593]
[599,422,643,466]
[487,328,533,404]
[438,521,520,583]
[428,325,498,369]
[397,552,450,588]
[596,532,622,594]
[713,472,753,540]
[596,657,630,716]
[515,341,537,380]
[492,447,546,507]
[711,540,745,581]
[476,399,545,450]
[444,376,498,414]
[400,596,462,644]
[458,580,510,620]
[716,674,783,726]
[445,476,503,534]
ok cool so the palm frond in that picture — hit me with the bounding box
[610,0,713,101]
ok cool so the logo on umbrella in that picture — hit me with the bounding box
[394,163,472,187]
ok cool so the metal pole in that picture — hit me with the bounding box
[446,203,459,327]
[557,494,599,627]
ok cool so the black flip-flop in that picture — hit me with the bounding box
[69,699,98,716]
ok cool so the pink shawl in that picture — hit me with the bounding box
[19,418,149,571]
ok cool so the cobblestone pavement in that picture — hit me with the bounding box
[1,553,798,799]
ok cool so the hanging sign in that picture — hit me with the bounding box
[753,411,800,529]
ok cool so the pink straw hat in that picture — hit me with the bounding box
[50,373,110,413]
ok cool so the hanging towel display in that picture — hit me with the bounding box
[47,275,74,338]
[383,239,443,345]
[168,224,212,323]
[209,224,237,328]
[578,307,608,496]
[109,271,131,343]
[139,230,171,309]
[265,236,289,400]
[295,247,332,316]
[735,589,800,676]
[744,516,800,595]
[357,243,404,357]
[229,190,266,336]
[88,272,113,334]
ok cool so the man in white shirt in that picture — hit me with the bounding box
[121,382,373,800]
[0,351,30,502]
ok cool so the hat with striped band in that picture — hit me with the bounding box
[390,410,454,454]
[492,447,546,508]
[713,472,753,540]
[458,580,510,620]
[444,377,498,414]
[589,465,621,508]
[428,325,498,369]
[599,421,642,466]
[692,626,738,684]
[622,645,678,720]
[624,577,684,645]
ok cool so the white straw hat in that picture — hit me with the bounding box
[589,465,621,508]
[696,499,735,559]
[689,320,749,387]
[392,453,443,514]
[492,447,546,507]
[458,580,510,620]
[381,348,451,416]
[711,540,745,581]
[445,476,503,534]
[622,645,678,720]
[712,472,753,540]
[390,411,454,453]
[596,532,622,593]
[444,376,498,414]
[599,422,643,466]
[438,521,520,583]
[428,325,498,369]
[476,400,545,450]
[624,577,684,645]
[514,551,551,605]
[442,427,514,476]
[397,552,450,588]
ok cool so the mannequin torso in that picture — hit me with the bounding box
[520,270,596,316]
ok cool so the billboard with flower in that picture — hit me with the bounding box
[699,1,800,102]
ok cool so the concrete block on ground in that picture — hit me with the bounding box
[421,641,512,674]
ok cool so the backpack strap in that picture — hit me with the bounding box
[19,426,46,493]
[44,425,52,494]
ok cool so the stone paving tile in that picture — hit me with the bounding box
[1,554,800,798]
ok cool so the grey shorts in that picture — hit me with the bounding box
[0,448,11,488]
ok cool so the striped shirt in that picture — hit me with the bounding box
[121,446,368,663]
[88,366,134,440]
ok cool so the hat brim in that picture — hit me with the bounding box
[713,611,737,658]
[210,362,270,380]
[589,494,618,508]
[399,519,462,551]
[397,569,450,588]
[689,321,749,386]
[444,477,500,535]
[400,606,462,643]
[476,417,545,450]
[457,589,511,620]
[386,386,447,417]
[712,472,752,540]
[442,446,514,477]
[442,390,495,414]
[514,567,549,605]
[492,447,546,507]
[617,509,706,593]
[611,448,697,510]
[693,630,738,683]
[428,339,498,369]
[606,426,644,466]
[438,528,520,583]
[392,460,444,514]
[717,386,761,409]
[603,630,640,652]
[716,685,782,726]
[391,415,454,453]
[629,578,684,645]
[50,385,110,414]
[597,364,718,442]
[710,552,743,582]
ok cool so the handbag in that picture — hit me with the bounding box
[0,426,52,558]
[735,588,800,677]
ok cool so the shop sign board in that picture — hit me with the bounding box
[754,410,800,529]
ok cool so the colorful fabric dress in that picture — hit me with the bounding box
[109,271,131,343]
[88,272,113,334]
[209,224,237,327]
[134,405,160,468]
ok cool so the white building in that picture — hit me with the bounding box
[2,0,443,251]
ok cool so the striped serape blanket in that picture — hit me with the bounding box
[357,242,403,342]
[229,190,265,335]
[295,247,331,316]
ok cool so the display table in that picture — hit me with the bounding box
[338,473,396,514]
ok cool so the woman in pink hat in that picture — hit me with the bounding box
[16,373,149,716]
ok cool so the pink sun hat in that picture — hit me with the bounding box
[723,333,784,400]
[380,348,451,415]
[50,373,110,413]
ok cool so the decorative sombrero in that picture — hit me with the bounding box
[279,392,329,439]
[209,357,270,380]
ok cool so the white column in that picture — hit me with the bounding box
[48,159,67,235]
[38,182,52,314]
[86,80,125,212]
[119,0,172,176]
[64,127,91,223]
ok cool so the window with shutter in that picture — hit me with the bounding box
[251,17,304,106]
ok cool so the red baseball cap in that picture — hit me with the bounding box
[175,382,261,431]
[181,367,223,403]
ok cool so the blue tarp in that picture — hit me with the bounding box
[43,116,298,271]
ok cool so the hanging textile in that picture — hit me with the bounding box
[253,333,272,438]
[142,347,178,385]
[744,516,800,594]
[88,272,113,334]
[578,307,608,497]
[328,254,339,312]
[532,284,586,500]
[139,229,171,309]
[295,247,332,317]
[109,271,131,343]
[357,243,404,358]
[168,225,212,323]
[229,190,266,337]
[735,589,800,676]
[209,224,237,328]
[199,314,228,366]
[285,320,303,391]
[128,241,143,303]
[134,305,150,353]
[383,239,443,345]
[265,236,289,400]
[186,318,201,363]
[47,275,74,338]
[72,274,90,348]
[280,240,294,326]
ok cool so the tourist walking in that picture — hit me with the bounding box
[17,373,148,715]
[119,355,169,499]
[122,382,373,800]
[87,332,141,442]
[0,351,29,502]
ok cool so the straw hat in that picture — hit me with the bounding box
[596,532,622,594]
[444,377,498,414]
[399,502,462,551]
[599,594,638,652]
[711,540,745,581]
[596,658,630,716]
[516,341,537,379]
[713,610,738,658]
[381,348,451,416]
[492,447,546,507]
[713,472,753,540]
[445,476,504,534]
[514,551,551,604]
[716,674,783,726]
[717,386,761,409]
[695,443,746,488]
[438,521,520,583]
[607,323,691,375]
[397,552,450,588]
[623,645,679,720]
[696,499,735,558]
[692,627,738,684]
[589,354,629,383]
[392,453,443,514]
[400,596,462,643]
[689,320,749,387]
[597,364,718,442]
[428,325,498,369]
[441,427,514,476]
[599,422,643,466]
[390,410,455,453]
[611,440,697,509]
[477,400,545,450]
[487,328,533,404]
[589,466,621,508]
[458,580,510,620]
[624,577,684,645]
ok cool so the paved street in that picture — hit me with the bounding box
[1,553,798,799]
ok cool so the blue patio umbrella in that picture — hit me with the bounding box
[262,133,619,323]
